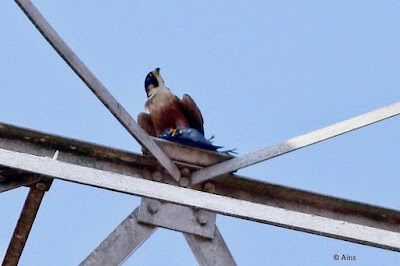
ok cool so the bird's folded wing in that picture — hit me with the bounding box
[137,112,156,137]
[179,94,204,135]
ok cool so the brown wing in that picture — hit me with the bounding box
[179,94,204,135]
[137,112,156,137]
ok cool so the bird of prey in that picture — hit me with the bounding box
[137,68,204,137]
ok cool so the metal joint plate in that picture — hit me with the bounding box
[137,198,216,239]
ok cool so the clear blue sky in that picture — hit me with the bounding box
[1,0,399,265]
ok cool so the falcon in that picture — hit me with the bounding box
[137,68,204,137]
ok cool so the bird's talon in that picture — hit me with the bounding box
[171,129,177,137]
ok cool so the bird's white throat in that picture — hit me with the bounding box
[147,85,169,99]
[145,85,171,110]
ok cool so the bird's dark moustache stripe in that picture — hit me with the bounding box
[145,73,159,95]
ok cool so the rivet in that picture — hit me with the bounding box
[203,182,216,193]
[147,200,160,214]
[141,169,152,179]
[196,212,208,225]
[179,177,190,187]
[180,167,191,177]
[36,182,47,190]
[152,171,163,181]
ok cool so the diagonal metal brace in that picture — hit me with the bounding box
[2,177,52,266]
[80,207,157,266]
[184,227,237,266]
[14,0,181,182]
[81,206,235,266]
[192,101,400,184]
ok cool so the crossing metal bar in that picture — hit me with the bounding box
[192,101,400,184]
[81,206,233,265]
[0,147,399,252]
[1,122,399,234]
[14,0,181,182]
[80,208,157,266]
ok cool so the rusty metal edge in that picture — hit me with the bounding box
[2,178,51,266]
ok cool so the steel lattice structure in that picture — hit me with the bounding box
[1,0,400,265]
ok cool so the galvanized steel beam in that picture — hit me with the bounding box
[14,0,181,182]
[184,227,237,266]
[192,102,400,184]
[0,147,399,252]
[80,208,157,266]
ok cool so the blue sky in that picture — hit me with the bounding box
[1,0,399,265]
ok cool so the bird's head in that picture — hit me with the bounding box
[144,68,165,98]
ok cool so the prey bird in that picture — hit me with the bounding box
[138,68,204,137]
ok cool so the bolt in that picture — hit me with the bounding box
[152,171,163,181]
[163,168,170,174]
[141,169,152,179]
[147,200,160,214]
[196,212,208,225]
[179,177,190,187]
[203,182,216,193]
[35,182,47,190]
[180,167,191,177]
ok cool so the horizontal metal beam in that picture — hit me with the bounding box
[0,122,231,170]
[80,208,157,266]
[14,0,181,182]
[192,101,400,184]
[0,147,399,252]
[1,122,399,236]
